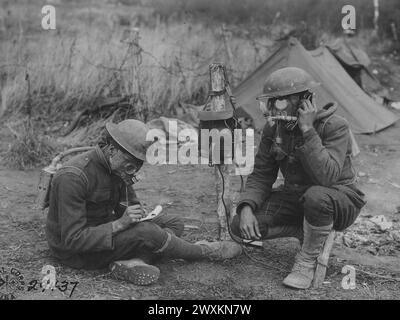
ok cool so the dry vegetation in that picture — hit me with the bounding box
[0,0,399,168]
[0,1,272,120]
[1,1,400,300]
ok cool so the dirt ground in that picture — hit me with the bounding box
[1,111,400,301]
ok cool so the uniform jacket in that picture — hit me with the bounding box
[237,102,366,213]
[45,146,140,261]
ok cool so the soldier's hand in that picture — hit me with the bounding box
[298,96,317,133]
[239,205,261,240]
[125,204,145,218]
[113,205,145,233]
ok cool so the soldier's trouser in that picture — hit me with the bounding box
[231,185,362,239]
[62,213,185,270]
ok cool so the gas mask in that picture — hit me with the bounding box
[111,149,143,186]
[121,162,142,185]
[257,91,313,160]
[258,91,313,131]
[259,98,294,131]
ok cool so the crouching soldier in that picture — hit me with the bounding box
[230,67,366,289]
[46,119,242,286]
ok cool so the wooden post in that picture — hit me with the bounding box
[221,24,233,65]
[221,24,235,86]
[122,27,143,119]
[372,0,379,38]
[313,230,336,288]
[391,22,398,42]
[215,164,232,241]
[209,63,226,112]
[209,63,233,241]
[24,71,33,133]
[129,27,141,98]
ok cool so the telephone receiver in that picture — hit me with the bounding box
[303,92,313,102]
[298,92,314,114]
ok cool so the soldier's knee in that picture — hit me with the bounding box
[302,186,333,225]
[230,215,241,237]
[164,215,184,237]
[129,222,167,249]
[112,221,167,253]
[133,221,160,236]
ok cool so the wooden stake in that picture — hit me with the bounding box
[209,63,226,111]
[215,165,232,241]
[372,0,379,38]
[122,27,143,119]
[130,27,141,98]
[209,63,233,241]
[221,25,233,67]
[391,22,398,42]
[313,230,336,288]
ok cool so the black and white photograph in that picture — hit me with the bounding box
[0,0,399,305]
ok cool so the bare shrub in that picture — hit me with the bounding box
[4,122,56,170]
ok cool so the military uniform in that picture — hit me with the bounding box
[46,119,243,286]
[231,102,366,237]
[45,146,184,269]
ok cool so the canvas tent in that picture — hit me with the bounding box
[326,38,392,101]
[233,38,398,134]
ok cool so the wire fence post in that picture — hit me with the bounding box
[221,24,235,87]
[372,0,380,38]
[130,27,141,100]
[121,27,144,120]
[24,71,32,130]
[209,63,233,241]
[391,22,398,42]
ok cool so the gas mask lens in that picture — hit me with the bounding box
[257,97,273,116]
[258,99,268,115]
[124,163,138,176]
[258,96,289,116]
[123,156,143,184]
[275,98,288,110]
[123,164,140,184]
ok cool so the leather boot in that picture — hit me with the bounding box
[155,233,204,260]
[266,225,304,245]
[108,233,205,285]
[157,232,242,261]
[109,259,160,286]
[282,220,333,289]
[195,240,243,261]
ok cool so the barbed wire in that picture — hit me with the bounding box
[69,33,254,79]
[1,34,257,91]
[72,47,130,72]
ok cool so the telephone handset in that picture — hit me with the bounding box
[301,91,313,103]
[298,92,314,113]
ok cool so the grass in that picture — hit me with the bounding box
[3,120,55,169]
[0,0,399,167]
[0,1,272,125]
[0,1,274,167]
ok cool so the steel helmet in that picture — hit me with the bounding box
[105,119,150,161]
[259,67,320,99]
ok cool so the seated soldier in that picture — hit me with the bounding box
[230,67,366,289]
[46,119,242,286]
